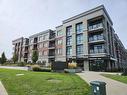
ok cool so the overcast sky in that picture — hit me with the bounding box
[0,0,127,59]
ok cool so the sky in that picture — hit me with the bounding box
[0,0,127,59]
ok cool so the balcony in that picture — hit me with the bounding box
[49,52,55,58]
[88,23,103,31]
[49,45,55,49]
[89,35,105,44]
[89,49,105,54]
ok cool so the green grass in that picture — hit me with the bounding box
[101,74,127,84]
[0,69,90,95]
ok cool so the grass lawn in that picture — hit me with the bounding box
[0,69,90,95]
[101,74,127,84]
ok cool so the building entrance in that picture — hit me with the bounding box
[89,60,106,71]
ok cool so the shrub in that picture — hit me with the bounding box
[41,68,51,72]
[32,65,51,72]
[122,69,127,76]
[68,62,77,69]
[32,65,42,71]
[17,62,26,66]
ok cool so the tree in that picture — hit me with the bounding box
[1,52,7,64]
[12,53,18,63]
[32,50,38,63]
[0,57,1,64]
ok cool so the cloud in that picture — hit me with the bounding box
[0,0,127,59]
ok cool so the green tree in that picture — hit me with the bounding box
[1,52,7,64]
[32,50,38,63]
[12,53,18,63]
[0,57,1,64]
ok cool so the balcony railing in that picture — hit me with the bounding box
[90,49,105,54]
[89,35,104,42]
[89,23,103,31]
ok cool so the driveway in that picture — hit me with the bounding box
[0,66,28,70]
[77,71,127,95]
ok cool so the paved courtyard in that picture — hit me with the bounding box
[77,71,127,95]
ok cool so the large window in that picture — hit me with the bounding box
[89,33,104,41]
[30,39,33,44]
[77,34,83,44]
[38,36,42,42]
[43,34,48,40]
[67,36,72,45]
[39,43,43,48]
[66,26,72,36]
[57,30,63,36]
[43,42,48,48]
[76,23,83,34]
[90,44,105,54]
[77,45,83,55]
[94,45,104,53]
[56,48,62,55]
[57,39,63,45]
[67,46,72,55]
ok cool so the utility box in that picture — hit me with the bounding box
[90,81,106,95]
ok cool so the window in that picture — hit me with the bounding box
[43,50,47,55]
[30,39,33,44]
[89,33,104,41]
[57,39,63,45]
[57,30,63,36]
[77,34,83,44]
[67,46,72,55]
[77,45,83,55]
[67,36,72,45]
[66,26,72,36]
[98,34,104,40]
[93,44,105,53]
[43,34,48,40]
[56,48,62,55]
[38,36,42,42]
[76,23,83,33]
[43,43,48,48]
[39,43,43,48]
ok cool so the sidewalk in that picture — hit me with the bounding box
[0,66,28,70]
[77,71,127,95]
[0,81,8,95]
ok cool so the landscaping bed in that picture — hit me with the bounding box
[0,68,90,95]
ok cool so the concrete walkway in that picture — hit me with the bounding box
[0,66,28,70]
[0,81,8,95]
[77,71,127,95]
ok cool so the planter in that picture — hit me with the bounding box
[64,68,82,73]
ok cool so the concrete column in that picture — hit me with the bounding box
[72,24,76,57]
[84,60,89,71]
[83,20,88,55]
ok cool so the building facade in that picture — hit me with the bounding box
[12,5,127,71]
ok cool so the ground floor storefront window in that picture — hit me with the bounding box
[89,59,107,71]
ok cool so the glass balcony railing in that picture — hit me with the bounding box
[90,49,105,54]
[89,35,105,42]
[89,23,103,31]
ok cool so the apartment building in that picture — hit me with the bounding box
[12,37,29,62]
[12,5,127,71]
[27,29,55,66]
